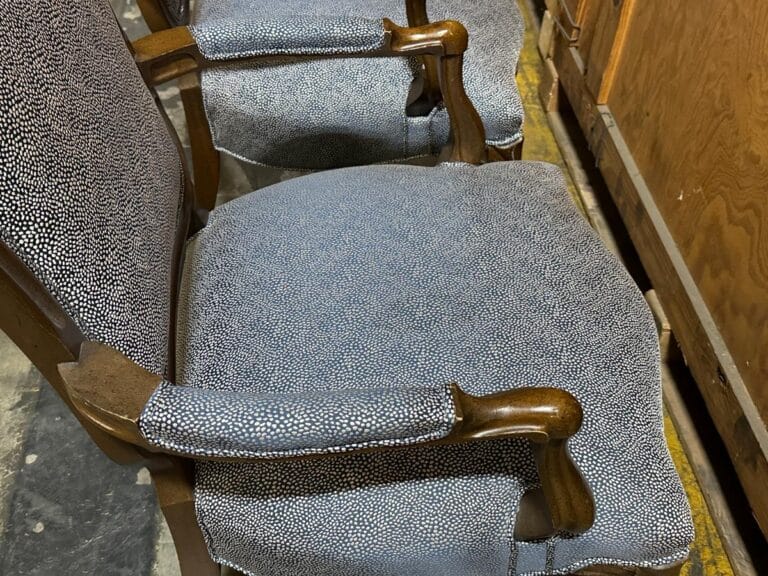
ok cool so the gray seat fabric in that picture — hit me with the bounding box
[190,0,525,169]
[174,161,693,575]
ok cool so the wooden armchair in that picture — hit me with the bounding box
[131,0,526,209]
[0,0,692,575]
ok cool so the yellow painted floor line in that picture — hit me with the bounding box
[664,411,735,575]
[514,3,735,574]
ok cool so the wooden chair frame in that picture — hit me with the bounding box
[135,0,523,211]
[0,15,682,576]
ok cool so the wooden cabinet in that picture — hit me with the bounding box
[546,0,768,539]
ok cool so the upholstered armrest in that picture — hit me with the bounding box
[130,19,486,164]
[58,342,595,538]
[189,16,390,58]
[138,381,456,458]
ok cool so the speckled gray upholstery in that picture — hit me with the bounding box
[192,15,388,57]
[140,380,455,458]
[187,0,525,169]
[158,162,693,575]
[1,2,693,573]
[0,0,182,376]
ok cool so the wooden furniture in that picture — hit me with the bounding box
[134,0,524,210]
[0,0,693,572]
[0,6,604,572]
[541,0,768,540]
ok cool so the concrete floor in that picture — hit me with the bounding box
[0,1,736,575]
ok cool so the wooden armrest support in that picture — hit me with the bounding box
[131,19,486,164]
[130,20,467,83]
[447,385,595,536]
[59,342,594,539]
[58,342,162,449]
[403,0,441,115]
[383,19,467,56]
[405,0,429,27]
[132,26,202,86]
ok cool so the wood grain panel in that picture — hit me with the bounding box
[574,0,633,100]
[585,0,635,102]
[563,0,580,18]
[550,31,768,539]
[607,1,768,423]
[575,0,600,61]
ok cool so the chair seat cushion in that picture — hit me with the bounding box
[178,162,693,575]
[191,0,525,169]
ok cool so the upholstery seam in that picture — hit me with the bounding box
[515,548,691,576]
[141,419,455,459]
[202,138,437,172]
[192,481,221,565]
[200,547,692,576]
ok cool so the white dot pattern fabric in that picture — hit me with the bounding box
[174,162,693,575]
[139,380,455,458]
[189,0,526,169]
[0,1,693,571]
[0,0,183,375]
[192,15,387,58]
[198,440,538,576]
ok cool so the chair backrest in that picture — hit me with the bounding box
[0,0,185,376]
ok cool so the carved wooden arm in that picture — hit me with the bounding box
[58,342,594,539]
[130,19,486,164]
[449,385,594,537]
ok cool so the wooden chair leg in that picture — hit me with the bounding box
[178,74,221,212]
[150,457,221,576]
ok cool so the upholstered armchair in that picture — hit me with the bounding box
[132,0,526,208]
[0,0,692,575]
